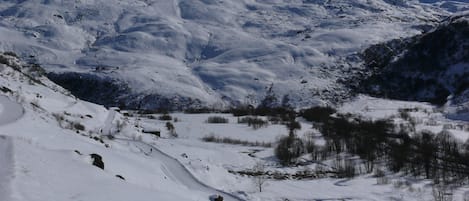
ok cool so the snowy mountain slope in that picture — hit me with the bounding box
[0,0,466,109]
[356,12,469,119]
[2,53,469,201]
[0,53,246,201]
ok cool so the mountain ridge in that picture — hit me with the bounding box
[0,0,467,109]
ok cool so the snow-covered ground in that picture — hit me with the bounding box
[0,0,467,108]
[340,95,469,141]
[133,107,469,200]
[1,52,469,200]
[0,96,23,125]
[0,55,247,201]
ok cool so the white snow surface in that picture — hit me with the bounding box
[1,55,469,201]
[0,57,245,200]
[0,0,467,107]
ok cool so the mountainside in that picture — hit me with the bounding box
[0,52,249,201]
[4,52,469,201]
[0,0,466,109]
[358,12,469,119]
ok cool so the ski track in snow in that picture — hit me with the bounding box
[0,136,14,201]
[102,110,244,200]
[117,137,245,201]
[0,95,24,201]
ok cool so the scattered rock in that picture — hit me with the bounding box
[209,195,223,201]
[90,153,104,170]
[116,175,125,180]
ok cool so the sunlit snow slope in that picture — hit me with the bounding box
[0,0,467,109]
[0,53,245,201]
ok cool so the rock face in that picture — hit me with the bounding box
[90,153,104,170]
[357,14,469,105]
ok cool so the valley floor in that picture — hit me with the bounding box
[1,74,469,201]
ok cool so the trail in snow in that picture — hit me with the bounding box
[0,95,23,126]
[0,136,14,201]
[101,108,243,200]
[116,137,245,201]
[0,95,23,201]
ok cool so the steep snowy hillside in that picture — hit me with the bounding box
[0,0,466,109]
[0,53,245,201]
[2,53,469,201]
[357,12,469,119]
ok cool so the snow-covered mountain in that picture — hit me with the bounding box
[0,52,249,201]
[356,12,469,119]
[4,52,469,201]
[0,0,467,109]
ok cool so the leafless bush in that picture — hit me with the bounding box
[72,122,85,131]
[166,122,177,138]
[237,116,268,129]
[432,184,453,201]
[206,116,229,123]
[252,161,268,192]
[159,113,172,121]
[202,134,272,147]
[374,168,389,185]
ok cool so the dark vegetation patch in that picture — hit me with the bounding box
[292,107,469,181]
[237,116,268,129]
[206,116,229,124]
[354,18,469,105]
[202,134,272,147]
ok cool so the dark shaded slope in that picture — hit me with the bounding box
[358,14,469,105]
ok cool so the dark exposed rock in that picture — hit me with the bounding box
[90,153,104,170]
[115,175,125,180]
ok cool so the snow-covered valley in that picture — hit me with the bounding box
[1,0,469,200]
[0,0,467,109]
[1,52,469,200]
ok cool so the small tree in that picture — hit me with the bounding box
[286,119,301,136]
[166,122,177,137]
[275,135,304,165]
[253,161,268,192]
[432,184,453,201]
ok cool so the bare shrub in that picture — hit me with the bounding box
[432,184,453,201]
[237,116,268,129]
[333,157,356,178]
[159,113,172,121]
[72,122,85,131]
[206,116,229,123]
[275,135,304,165]
[166,122,177,138]
[202,134,272,147]
[374,168,389,185]
[252,161,268,192]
